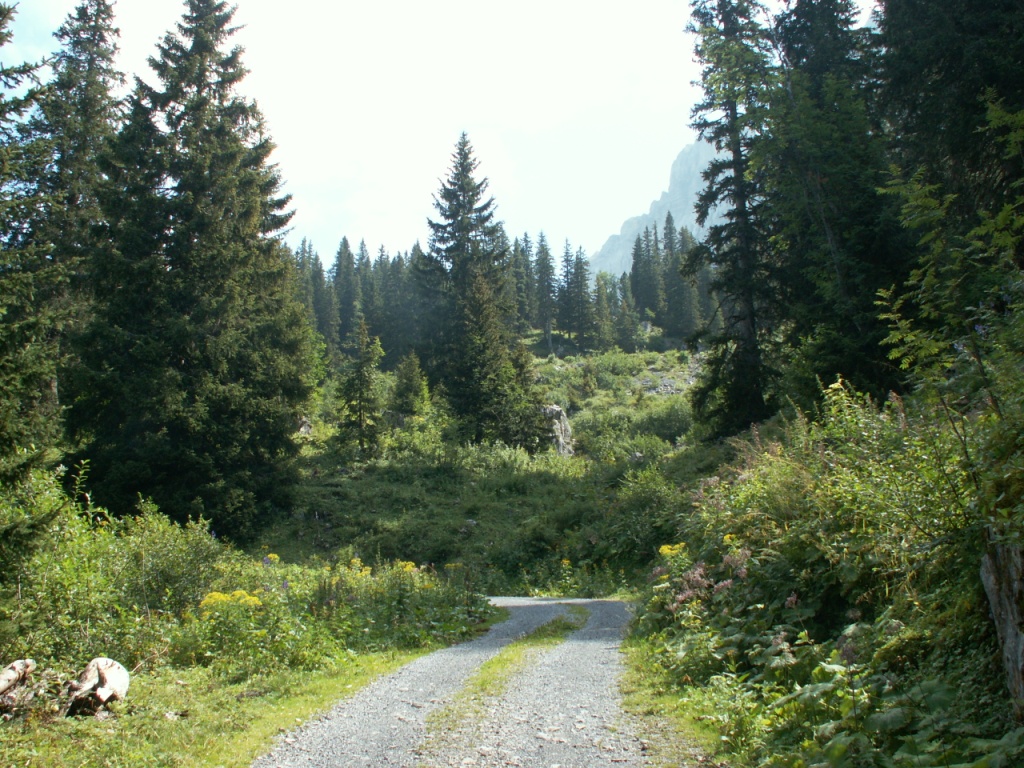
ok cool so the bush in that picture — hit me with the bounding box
[632,381,1015,767]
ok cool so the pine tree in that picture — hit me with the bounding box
[310,248,340,351]
[510,235,535,333]
[758,0,909,403]
[390,350,429,418]
[880,0,1024,217]
[686,0,776,434]
[67,0,315,538]
[419,134,544,447]
[332,236,361,347]
[31,0,123,346]
[662,214,701,339]
[340,319,384,452]
[293,238,318,328]
[592,272,617,351]
[0,5,61,480]
[533,232,557,353]
[615,278,645,352]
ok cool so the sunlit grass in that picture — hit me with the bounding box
[620,638,725,768]
[0,652,422,768]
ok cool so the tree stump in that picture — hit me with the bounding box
[0,659,36,697]
[65,657,130,714]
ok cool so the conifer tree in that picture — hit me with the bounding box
[0,5,61,480]
[662,214,701,339]
[510,235,535,333]
[686,0,776,434]
[68,0,315,537]
[615,278,645,352]
[390,350,429,418]
[340,319,384,452]
[533,232,557,352]
[758,0,908,403]
[332,237,361,347]
[880,0,1024,217]
[419,134,544,447]
[592,272,617,351]
[31,0,123,342]
[310,248,340,351]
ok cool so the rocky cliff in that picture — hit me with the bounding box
[590,140,718,277]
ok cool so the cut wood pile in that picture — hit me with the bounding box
[1,657,129,720]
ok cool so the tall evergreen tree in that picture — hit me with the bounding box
[533,232,557,352]
[418,134,544,447]
[880,0,1024,218]
[758,0,909,403]
[340,319,384,452]
[67,0,315,538]
[31,0,122,349]
[0,5,61,480]
[592,271,617,351]
[662,214,701,339]
[332,236,360,348]
[510,235,535,333]
[310,247,339,351]
[390,350,429,418]
[686,0,776,434]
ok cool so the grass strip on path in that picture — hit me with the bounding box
[422,604,590,757]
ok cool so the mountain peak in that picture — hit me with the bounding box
[590,140,717,276]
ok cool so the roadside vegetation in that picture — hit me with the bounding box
[3,0,1023,765]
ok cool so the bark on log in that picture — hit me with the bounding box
[981,540,1024,720]
[67,657,130,706]
[0,659,36,696]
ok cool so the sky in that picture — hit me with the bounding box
[9,1,706,263]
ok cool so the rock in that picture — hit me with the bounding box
[542,404,574,456]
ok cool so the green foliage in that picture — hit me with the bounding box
[391,350,430,417]
[339,319,385,452]
[0,466,492,696]
[0,6,65,481]
[632,381,1017,766]
[66,0,316,540]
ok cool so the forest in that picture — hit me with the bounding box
[1,0,1023,765]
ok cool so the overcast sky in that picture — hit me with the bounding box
[10,1,707,262]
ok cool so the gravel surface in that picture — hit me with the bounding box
[252,597,651,768]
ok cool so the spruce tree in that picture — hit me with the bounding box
[32,0,123,341]
[686,0,775,434]
[758,0,908,404]
[0,5,61,480]
[391,350,429,418]
[332,237,361,348]
[880,0,1024,217]
[533,232,557,353]
[419,134,544,447]
[68,0,315,538]
[340,319,384,452]
[592,272,617,351]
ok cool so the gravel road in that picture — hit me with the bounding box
[252,597,652,768]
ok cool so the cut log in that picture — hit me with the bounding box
[0,659,36,696]
[67,657,130,707]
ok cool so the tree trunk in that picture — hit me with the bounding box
[0,659,36,696]
[980,537,1024,720]
[67,657,130,708]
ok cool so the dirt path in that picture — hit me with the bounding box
[252,597,653,768]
